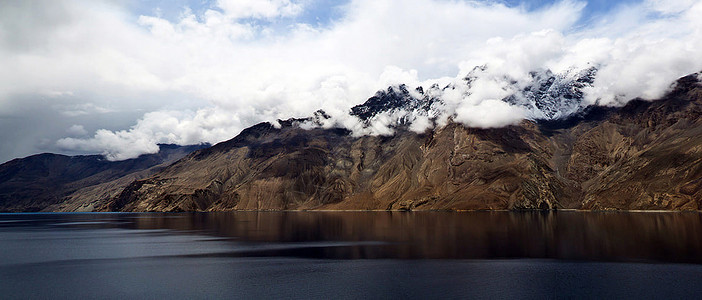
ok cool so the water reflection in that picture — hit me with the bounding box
[2,211,702,263]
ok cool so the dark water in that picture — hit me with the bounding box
[2,211,702,299]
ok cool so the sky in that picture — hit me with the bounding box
[0,0,701,162]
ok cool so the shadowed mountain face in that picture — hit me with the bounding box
[0,144,208,212]
[2,74,702,212]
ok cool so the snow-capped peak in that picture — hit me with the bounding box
[348,65,598,131]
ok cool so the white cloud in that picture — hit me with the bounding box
[455,99,529,128]
[582,0,702,105]
[452,1,702,108]
[1,0,702,161]
[56,108,244,160]
[66,124,87,137]
[59,103,114,117]
[645,0,696,14]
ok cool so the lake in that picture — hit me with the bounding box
[2,211,702,298]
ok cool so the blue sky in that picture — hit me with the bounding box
[501,0,639,15]
[129,0,641,24]
[126,0,643,29]
[127,0,347,26]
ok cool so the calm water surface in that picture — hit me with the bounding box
[2,211,702,298]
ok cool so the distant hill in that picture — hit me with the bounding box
[0,144,208,212]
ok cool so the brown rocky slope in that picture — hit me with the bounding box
[87,73,702,212]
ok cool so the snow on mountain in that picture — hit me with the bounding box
[346,65,598,133]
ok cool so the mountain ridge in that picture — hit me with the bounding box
[346,66,599,134]
[0,144,209,212]
[78,72,702,212]
[1,71,702,212]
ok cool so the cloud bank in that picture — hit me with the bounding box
[1,0,701,161]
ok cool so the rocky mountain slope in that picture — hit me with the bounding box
[75,72,702,212]
[2,71,702,212]
[0,144,208,212]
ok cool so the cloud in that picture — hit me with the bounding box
[57,108,241,160]
[645,0,696,14]
[59,103,114,117]
[455,100,529,128]
[452,1,702,108]
[582,1,702,105]
[66,124,87,137]
[1,0,702,162]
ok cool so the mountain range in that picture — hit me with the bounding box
[2,70,702,212]
[0,144,208,212]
